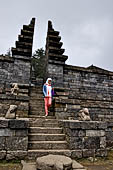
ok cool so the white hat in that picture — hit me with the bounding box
[47,78,52,81]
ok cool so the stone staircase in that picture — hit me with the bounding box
[28,86,70,160]
[29,86,45,117]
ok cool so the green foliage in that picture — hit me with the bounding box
[6,48,11,56]
[31,48,46,78]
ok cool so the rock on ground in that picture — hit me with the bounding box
[36,154,86,170]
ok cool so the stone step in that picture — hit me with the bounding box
[27,149,71,160]
[30,107,45,111]
[28,141,68,150]
[29,119,59,127]
[29,115,56,119]
[30,103,44,107]
[29,127,63,134]
[30,111,45,115]
[30,99,44,104]
[30,96,44,99]
[30,90,43,93]
[30,88,43,91]
[29,134,65,141]
[29,111,54,117]
[30,93,43,97]
[29,122,58,127]
[29,118,58,124]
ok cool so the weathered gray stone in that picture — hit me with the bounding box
[83,149,95,157]
[5,105,17,119]
[0,137,5,150]
[68,137,83,150]
[0,118,9,127]
[36,154,72,170]
[86,130,105,137]
[0,128,14,136]
[106,131,113,147]
[81,121,97,130]
[6,151,27,160]
[15,129,28,137]
[9,119,29,129]
[96,122,107,129]
[64,128,85,137]
[83,137,100,149]
[95,149,107,157]
[6,137,28,151]
[71,150,82,159]
[0,151,6,159]
[72,160,84,169]
[100,137,106,148]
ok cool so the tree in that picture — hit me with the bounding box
[6,48,11,56]
[31,48,46,78]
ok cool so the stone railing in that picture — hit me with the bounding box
[59,120,107,158]
[0,118,29,160]
[0,83,29,118]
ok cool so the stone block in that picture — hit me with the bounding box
[100,137,106,148]
[0,137,5,150]
[68,121,81,129]
[106,131,113,147]
[68,137,83,150]
[0,118,9,128]
[0,128,14,136]
[0,151,6,159]
[95,149,107,157]
[6,151,27,160]
[18,102,29,111]
[86,130,105,137]
[72,160,84,169]
[71,150,82,159]
[15,129,28,137]
[16,110,28,118]
[9,119,29,129]
[107,122,113,127]
[64,128,85,137]
[83,149,95,157]
[83,137,100,149]
[81,121,97,130]
[5,137,28,151]
[96,122,107,129]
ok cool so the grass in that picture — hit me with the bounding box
[0,160,21,165]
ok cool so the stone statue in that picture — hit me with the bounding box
[77,108,91,121]
[5,105,17,119]
[11,83,19,95]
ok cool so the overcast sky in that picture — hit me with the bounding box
[0,0,113,71]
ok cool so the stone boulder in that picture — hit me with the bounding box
[5,105,17,119]
[77,108,91,121]
[36,154,72,170]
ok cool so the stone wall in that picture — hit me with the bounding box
[0,118,29,160]
[53,65,113,121]
[45,21,113,122]
[0,18,35,118]
[63,65,113,121]
[59,120,107,158]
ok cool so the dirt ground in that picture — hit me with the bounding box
[0,164,22,170]
[79,151,113,170]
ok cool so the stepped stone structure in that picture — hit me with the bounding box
[45,21,68,87]
[0,18,113,162]
[0,18,35,160]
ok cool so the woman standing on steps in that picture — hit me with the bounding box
[43,78,54,117]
